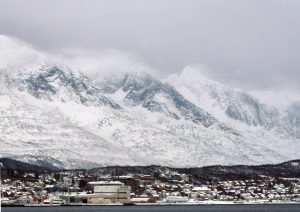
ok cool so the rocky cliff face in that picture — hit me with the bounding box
[97,72,218,127]
[1,31,300,170]
[1,64,299,169]
[167,67,300,139]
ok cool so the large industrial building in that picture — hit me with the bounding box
[86,181,131,204]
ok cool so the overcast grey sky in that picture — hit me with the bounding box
[0,0,299,90]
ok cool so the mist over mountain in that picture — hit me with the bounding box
[0,36,299,169]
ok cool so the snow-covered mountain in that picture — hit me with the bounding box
[167,67,300,139]
[0,71,141,169]
[96,72,221,128]
[0,36,299,169]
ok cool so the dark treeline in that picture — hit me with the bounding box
[87,160,300,181]
[1,157,300,181]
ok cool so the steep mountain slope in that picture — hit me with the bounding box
[96,72,220,128]
[0,65,299,169]
[7,66,120,109]
[92,71,298,164]
[283,102,300,139]
[1,35,299,169]
[167,67,300,139]
[0,73,143,169]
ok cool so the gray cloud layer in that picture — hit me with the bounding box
[0,0,299,91]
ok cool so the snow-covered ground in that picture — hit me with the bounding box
[0,36,300,169]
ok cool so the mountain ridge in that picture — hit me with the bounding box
[0,64,299,169]
[2,157,300,181]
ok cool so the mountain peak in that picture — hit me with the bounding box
[167,66,231,93]
[1,63,300,168]
[6,65,121,109]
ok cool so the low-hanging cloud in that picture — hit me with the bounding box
[54,48,159,78]
[0,0,299,91]
[0,35,158,77]
[0,35,48,71]
[0,34,299,107]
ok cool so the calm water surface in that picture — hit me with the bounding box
[2,204,300,212]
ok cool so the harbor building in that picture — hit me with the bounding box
[87,181,131,204]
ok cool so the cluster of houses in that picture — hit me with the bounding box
[1,169,300,205]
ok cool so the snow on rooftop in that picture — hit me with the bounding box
[192,186,211,192]
[87,181,123,185]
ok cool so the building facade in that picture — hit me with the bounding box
[87,181,131,204]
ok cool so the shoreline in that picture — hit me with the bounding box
[2,201,300,207]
